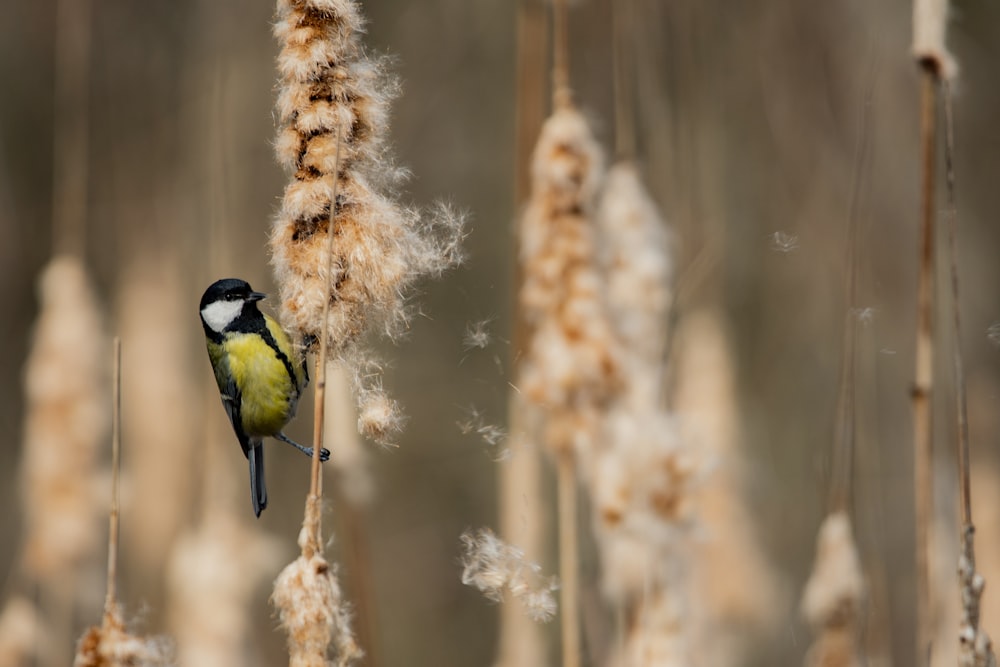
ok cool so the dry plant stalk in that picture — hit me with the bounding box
[74,339,172,667]
[271,0,463,443]
[912,36,939,667]
[941,84,996,667]
[911,0,957,657]
[496,0,549,663]
[20,255,107,580]
[801,512,866,667]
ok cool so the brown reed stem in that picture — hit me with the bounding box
[106,337,122,611]
[611,0,636,162]
[551,0,571,109]
[305,130,342,560]
[557,450,580,667]
[941,83,970,529]
[943,81,996,665]
[913,64,937,667]
[497,3,548,664]
[52,0,92,258]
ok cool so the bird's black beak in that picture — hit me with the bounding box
[248,291,267,302]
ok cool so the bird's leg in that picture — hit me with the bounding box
[275,432,331,462]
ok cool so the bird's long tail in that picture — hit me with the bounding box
[248,442,267,517]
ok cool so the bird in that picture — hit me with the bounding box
[199,278,329,517]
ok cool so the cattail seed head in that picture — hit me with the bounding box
[519,106,621,456]
[270,0,464,359]
[73,605,172,667]
[272,553,362,667]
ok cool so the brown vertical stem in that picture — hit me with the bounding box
[611,0,636,162]
[913,65,937,667]
[498,2,548,665]
[941,84,970,531]
[557,449,581,667]
[305,131,342,560]
[52,0,92,258]
[551,0,571,109]
[106,337,122,611]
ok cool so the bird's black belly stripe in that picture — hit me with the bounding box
[259,327,300,395]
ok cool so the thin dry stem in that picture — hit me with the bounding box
[551,0,571,109]
[557,451,581,667]
[913,66,937,667]
[106,338,121,612]
[51,0,91,257]
[305,130,342,559]
[610,0,635,161]
[942,81,996,667]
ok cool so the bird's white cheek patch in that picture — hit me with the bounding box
[201,300,243,332]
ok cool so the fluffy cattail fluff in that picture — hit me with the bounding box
[73,605,172,667]
[596,161,672,409]
[270,0,464,356]
[609,590,688,667]
[519,106,620,456]
[460,528,559,623]
[167,510,283,667]
[20,254,107,579]
[801,512,865,667]
[272,510,362,667]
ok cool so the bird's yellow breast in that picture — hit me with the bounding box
[210,330,300,437]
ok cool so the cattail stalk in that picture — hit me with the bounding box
[911,0,956,656]
[74,340,172,667]
[496,0,549,664]
[272,118,362,667]
[941,82,996,667]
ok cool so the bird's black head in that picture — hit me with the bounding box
[200,278,267,335]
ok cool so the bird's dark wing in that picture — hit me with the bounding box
[220,376,252,459]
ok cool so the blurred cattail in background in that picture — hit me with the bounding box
[800,512,866,667]
[674,310,787,664]
[18,256,108,663]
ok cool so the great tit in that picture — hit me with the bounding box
[199,278,329,517]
